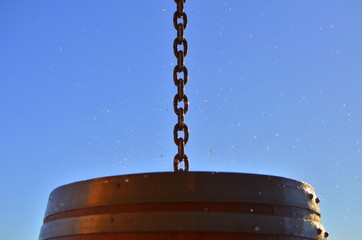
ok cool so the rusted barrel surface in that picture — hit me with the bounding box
[39,172,328,240]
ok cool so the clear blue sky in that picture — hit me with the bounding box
[1,1,361,239]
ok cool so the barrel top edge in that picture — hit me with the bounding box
[50,171,312,194]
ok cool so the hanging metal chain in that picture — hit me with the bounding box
[173,0,189,172]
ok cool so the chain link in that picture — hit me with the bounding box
[173,0,189,172]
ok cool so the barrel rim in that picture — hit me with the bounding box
[49,171,313,193]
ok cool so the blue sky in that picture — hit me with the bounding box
[1,1,362,239]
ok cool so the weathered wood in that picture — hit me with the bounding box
[39,172,327,240]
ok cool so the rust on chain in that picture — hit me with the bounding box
[173,66,188,85]
[173,39,188,59]
[173,95,188,113]
[173,0,189,172]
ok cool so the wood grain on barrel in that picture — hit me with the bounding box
[47,232,316,240]
[39,172,326,240]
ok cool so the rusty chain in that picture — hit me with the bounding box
[173,0,189,172]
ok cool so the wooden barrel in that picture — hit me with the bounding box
[39,172,328,240]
